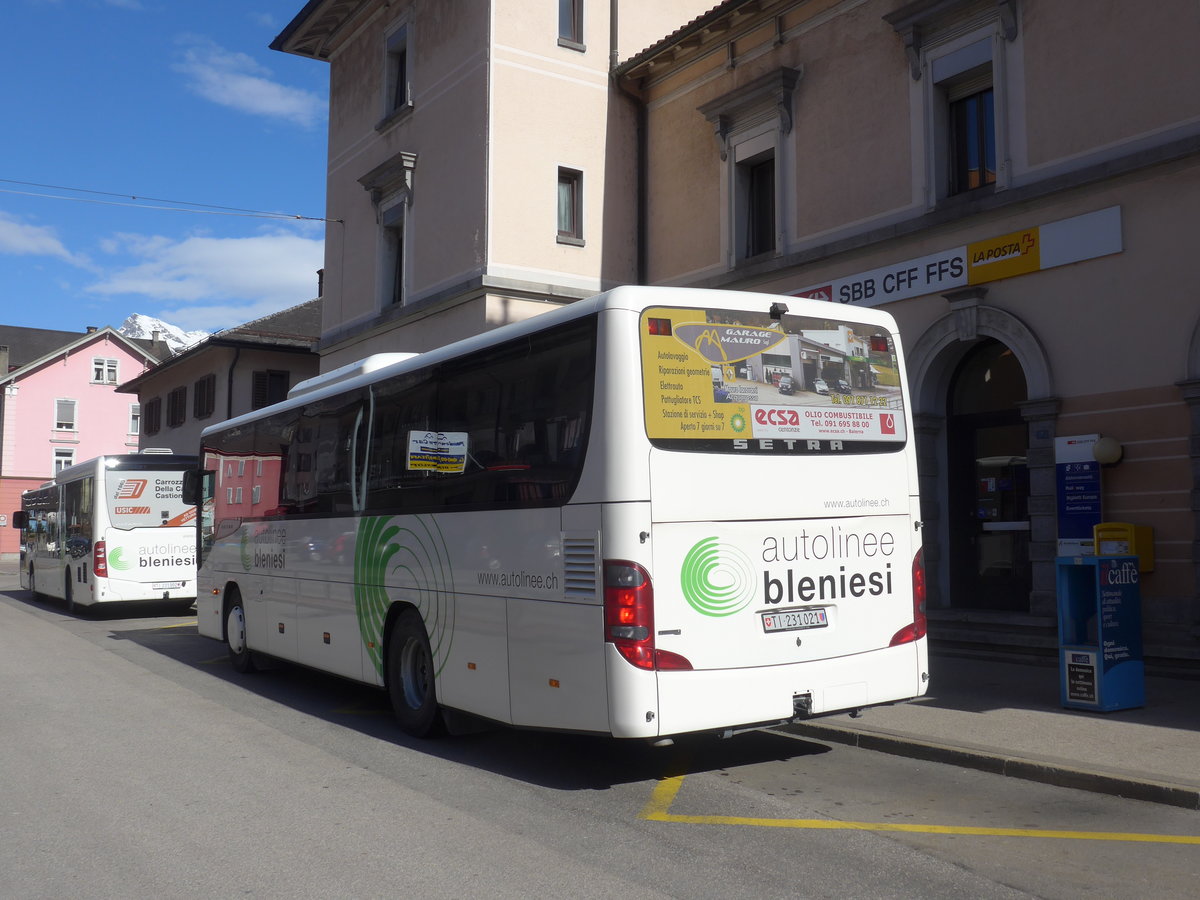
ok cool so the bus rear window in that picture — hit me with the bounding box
[105,471,195,529]
[640,305,906,454]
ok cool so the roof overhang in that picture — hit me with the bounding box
[270,0,376,60]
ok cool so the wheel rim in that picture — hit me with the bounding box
[227,605,247,655]
[399,636,430,710]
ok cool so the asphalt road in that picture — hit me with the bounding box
[2,581,1198,900]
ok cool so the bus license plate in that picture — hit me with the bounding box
[761,608,828,633]
[152,581,184,590]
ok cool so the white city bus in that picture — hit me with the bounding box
[14,452,198,613]
[188,286,928,739]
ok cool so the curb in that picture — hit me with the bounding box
[776,721,1200,811]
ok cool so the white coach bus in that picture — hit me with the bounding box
[187,286,928,739]
[13,452,198,613]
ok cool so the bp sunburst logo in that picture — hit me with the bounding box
[730,412,747,433]
[680,537,756,617]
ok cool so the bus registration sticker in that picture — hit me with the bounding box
[761,608,828,633]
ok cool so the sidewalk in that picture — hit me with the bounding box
[781,652,1200,809]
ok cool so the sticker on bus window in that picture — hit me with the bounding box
[640,306,906,445]
[407,431,468,473]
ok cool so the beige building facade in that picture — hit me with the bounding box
[273,0,1200,663]
[272,0,713,368]
[618,0,1200,661]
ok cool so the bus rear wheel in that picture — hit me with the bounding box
[387,610,444,738]
[225,590,257,674]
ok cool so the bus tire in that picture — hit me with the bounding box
[28,566,43,602]
[65,574,77,614]
[225,589,257,674]
[387,610,444,739]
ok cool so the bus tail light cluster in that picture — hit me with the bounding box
[93,540,107,578]
[603,560,692,671]
[889,547,927,646]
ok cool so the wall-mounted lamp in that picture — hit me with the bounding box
[1092,435,1124,466]
[769,302,789,321]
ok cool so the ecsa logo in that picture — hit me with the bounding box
[755,408,801,426]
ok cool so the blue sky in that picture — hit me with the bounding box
[1,0,329,335]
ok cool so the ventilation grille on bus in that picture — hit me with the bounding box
[562,535,599,600]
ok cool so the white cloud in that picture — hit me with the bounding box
[86,228,323,331]
[174,37,325,129]
[0,212,89,265]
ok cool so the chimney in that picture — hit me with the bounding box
[0,345,8,375]
[317,267,325,298]
[152,330,161,342]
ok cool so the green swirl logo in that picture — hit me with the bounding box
[240,531,252,572]
[108,547,131,571]
[354,515,454,677]
[680,537,756,617]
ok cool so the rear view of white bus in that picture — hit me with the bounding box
[597,289,928,738]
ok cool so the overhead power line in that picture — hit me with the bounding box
[0,177,340,223]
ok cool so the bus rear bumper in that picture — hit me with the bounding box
[611,640,929,739]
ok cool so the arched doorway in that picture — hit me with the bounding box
[946,338,1031,610]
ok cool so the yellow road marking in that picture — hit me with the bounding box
[151,620,197,629]
[640,776,1200,844]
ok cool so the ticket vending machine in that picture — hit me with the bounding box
[1055,555,1144,712]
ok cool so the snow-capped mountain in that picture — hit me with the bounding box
[118,314,210,355]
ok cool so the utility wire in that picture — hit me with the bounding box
[0,178,340,223]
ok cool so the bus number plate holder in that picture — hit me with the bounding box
[761,609,828,633]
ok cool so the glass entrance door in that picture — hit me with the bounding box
[947,340,1030,611]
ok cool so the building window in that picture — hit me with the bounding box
[144,397,162,436]
[949,82,996,193]
[129,404,141,435]
[558,0,583,50]
[252,370,290,410]
[55,398,77,430]
[384,206,405,306]
[740,153,776,258]
[92,357,118,384]
[360,151,417,311]
[380,24,412,127]
[884,1,1016,206]
[557,168,584,245]
[167,386,187,428]
[54,448,75,473]
[698,67,800,269]
[252,484,262,505]
[194,373,216,419]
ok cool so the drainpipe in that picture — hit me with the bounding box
[612,1,648,285]
[226,346,241,420]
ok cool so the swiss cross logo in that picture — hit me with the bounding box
[879,413,896,435]
[115,478,147,499]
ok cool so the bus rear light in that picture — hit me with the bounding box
[889,547,927,646]
[93,540,107,578]
[603,561,693,671]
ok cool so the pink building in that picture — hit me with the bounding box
[0,326,168,559]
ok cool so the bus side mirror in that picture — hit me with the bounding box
[11,511,27,529]
[181,470,205,506]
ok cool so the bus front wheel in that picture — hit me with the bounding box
[225,590,257,674]
[387,610,444,739]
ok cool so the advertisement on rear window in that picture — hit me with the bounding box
[641,306,906,452]
[105,472,196,529]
